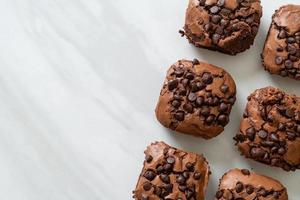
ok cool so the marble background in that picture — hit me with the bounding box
[0,0,299,199]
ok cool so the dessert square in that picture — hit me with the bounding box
[262,5,300,80]
[155,59,236,139]
[234,86,300,171]
[183,0,262,55]
[215,169,288,200]
[133,141,210,200]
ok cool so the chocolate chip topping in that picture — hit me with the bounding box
[262,5,300,80]
[215,169,288,200]
[234,86,300,171]
[183,0,262,55]
[133,142,210,200]
[156,59,236,139]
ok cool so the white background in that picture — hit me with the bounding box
[0,0,299,199]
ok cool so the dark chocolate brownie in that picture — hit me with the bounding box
[234,86,300,171]
[132,141,210,200]
[181,0,262,55]
[215,168,288,200]
[262,5,300,80]
[155,59,236,139]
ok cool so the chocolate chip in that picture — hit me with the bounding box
[278,123,286,131]
[144,170,156,181]
[246,127,256,141]
[219,103,228,112]
[172,100,181,108]
[185,72,194,80]
[204,23,212,32]
[160,174,170,183]
[217,0,225,6]
[168,79,178,90]
[246,185,254,194]
[188,92,197,102]
[228,96,236,105]
[210,6,220,14]
[235,182,244,193]
[196,96,204,107]
[258,130,268,139]
[143,182,152,191]
[287,37,296,43]
[178,185,187,192]
[163,163,172,172]
[174,69,184,77]
[186,162,194,171]
[206,114,215,124]
[200,107,210,117]
[218,114,228,125]
[212,33,221,44]
[220,85,229,93]
[164,184,173,193]
[156,165,164,174]
[286,132,296,140]
[278,30,287,39]
[287,44,297,55]
[261,141,275,147]
[154,186,162,196]
[250,147,266,158]
[166,156,175,164]
[276,46,284,52]
[193,172,201,180]
[183,103,194,113]
[145,155,153,163]
[202,72,213,84]
[275,56,283,65]
[174,111,185,121]
[270,133,279,142]
[211,15,221,24]
[278,147,286,155]
[241,169,250,175]
[220,19,229,27]
[176,174,186,185]
[199,0,206,6]
[215,190,223,199]
[192,58,200,65]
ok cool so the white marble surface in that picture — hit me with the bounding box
[0,0,299,199]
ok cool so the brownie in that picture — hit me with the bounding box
[155,59,236,139]
[132,141,210,200]
[262,5,300,80]
[234,86,300,171]
[181,0,262,55]
[215,168,288,200]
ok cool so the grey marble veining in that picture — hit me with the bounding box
[0,0,299,199]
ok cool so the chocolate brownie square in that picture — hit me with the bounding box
[262,5,300,80]
[182,0,262,55]
[215,169,288,200]
[133,141,210,200]
[155,59,236,139]
[234,86,300,171]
